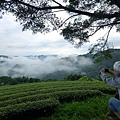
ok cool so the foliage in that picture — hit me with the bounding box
[64,74,83,81]
[0,76,40,85]
[78,75,90,81]
[0,80,116,119]
[91,49,112,63]
[38,94,113,120]
[0,0,120,58]
[83,49,120,79]
[0,98,59,120]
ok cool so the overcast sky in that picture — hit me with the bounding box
[0,13,120,57]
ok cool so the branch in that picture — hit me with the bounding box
[52,9,65,13]
[15,0,120,19]
[16,0,62,10]
[110,0,120,8]
[103,26,113,48]
[89,26,113,54]
[91,21,120,28]
[52,0,63,7]
[88,27,102,37]
[64,7,120,19]
[58,14,79,28]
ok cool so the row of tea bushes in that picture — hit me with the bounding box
[0,98,59,120]
[0,80,116,120]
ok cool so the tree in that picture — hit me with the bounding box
[64,74,83,81]
[0,0,120,61]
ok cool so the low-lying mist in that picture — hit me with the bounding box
[0,55,93,79]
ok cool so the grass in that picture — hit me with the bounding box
[35,94,115,120]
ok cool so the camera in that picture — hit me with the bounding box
[104,68,109,72]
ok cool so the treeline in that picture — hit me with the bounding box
[0,74,87,86]
[0,76,40,86]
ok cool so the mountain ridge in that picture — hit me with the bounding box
[0,49,120,80]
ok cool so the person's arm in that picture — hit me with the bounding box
[100,68,120,88]
[108,69,116,75]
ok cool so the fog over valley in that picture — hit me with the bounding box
[0,55,93,79]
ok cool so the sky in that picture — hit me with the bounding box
[0,13,120,57]
[0,14,88,56]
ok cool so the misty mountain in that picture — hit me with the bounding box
[0,54,93,79]
[25,55,58,60]
[0,49,120,80]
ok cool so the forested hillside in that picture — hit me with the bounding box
[83,49,120,79]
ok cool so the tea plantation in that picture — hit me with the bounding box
[0,78,116,120]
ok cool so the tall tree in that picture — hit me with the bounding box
[0,0,120,61]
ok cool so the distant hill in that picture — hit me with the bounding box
[43,49,120,79]
[0,49,120,80]
[81,49,120,79]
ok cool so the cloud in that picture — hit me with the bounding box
[108,29,120,48]
[0,13,120,56]
[0,14,88,56]
[0,55,93,79]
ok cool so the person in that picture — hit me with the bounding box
[100,61,120,119]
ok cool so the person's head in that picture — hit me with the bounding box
[113,61,120,75]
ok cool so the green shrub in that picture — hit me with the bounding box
[0,98,59,120]
[0,80,116,119]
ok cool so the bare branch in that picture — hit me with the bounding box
[58,14,79,29]
[103,26,113,48]
[52,9,65,13]
[52,0,63,7]
[88,27,102,37]
[89,26,113,54]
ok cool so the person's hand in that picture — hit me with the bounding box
[100,68,116,75]
[100,68,106,73]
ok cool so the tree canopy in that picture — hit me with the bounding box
[0,0,120,60]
